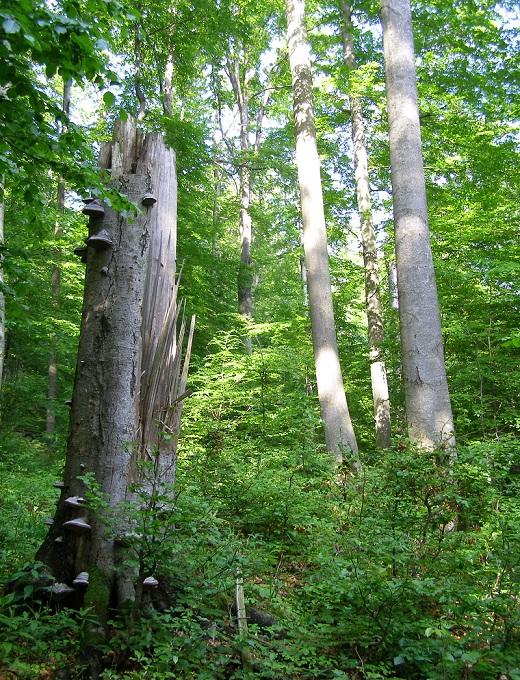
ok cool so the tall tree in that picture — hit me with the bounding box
[37,119,194,628]
[227,54,254,345]
[286,0,358,462]
[46,79,72,434]
[380,0,455,450]
[339,1,391,448]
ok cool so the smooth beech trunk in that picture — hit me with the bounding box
[228,56,253,352]
[340,1,391,449]
[37,119,194,620]
[46,80,72,434]
[286,0,358,462]
[380,0,455,450]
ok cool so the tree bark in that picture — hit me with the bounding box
[37,118,194,621]
[286,0,358,463]
[228,56,253,352]
[46,80,72,434]
[380,0,455,450]
[340,1,391,449]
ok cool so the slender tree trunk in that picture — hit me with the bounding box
[340,1,391,448]
[37,119,194,623]
[380,0,455,450]
[46,80,72,434]
[387,259,399,310]
[286,0,358,463]
[228,56,253,352]
[162,55,174,116]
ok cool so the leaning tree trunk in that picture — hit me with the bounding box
[37,118,194,622]
[380,0,455,450]
[286,0,358,463]
[340,1,391,448]
[46,80,72,434]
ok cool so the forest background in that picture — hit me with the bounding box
[0,0,519,677]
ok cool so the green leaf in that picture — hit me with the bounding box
[103,91,115,107]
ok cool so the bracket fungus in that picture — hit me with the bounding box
[141,192,157,207]
[63,517,91,534]
[73,245,88,263]
[82,198,105,217]
[54,536,64,544]
[64,495,87,508]
[44,517,54,526]
[50,582,75,600]
[86,229,113,251]
[53,480,65,489]
[72,572,89,587]
[143,576,159,589]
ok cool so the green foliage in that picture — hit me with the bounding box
[0,0,518,677]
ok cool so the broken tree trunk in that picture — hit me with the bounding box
[37,118,194,621]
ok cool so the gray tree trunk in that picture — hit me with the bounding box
[380,0,455,450]
[37,118,194,620]
[286,0,358,463]
[228,56,253,352]
[340,1,391,449]
[46,80,72,434]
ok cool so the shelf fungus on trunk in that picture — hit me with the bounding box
[49,582,75,600]
[86,229,113,251]
[64,496,87,508]
[142,576,159,589]
[73,572,89,587]
[63,517,91,534]
[73,245,88,263]
[82,198,105,217]
[141,192,157,207]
